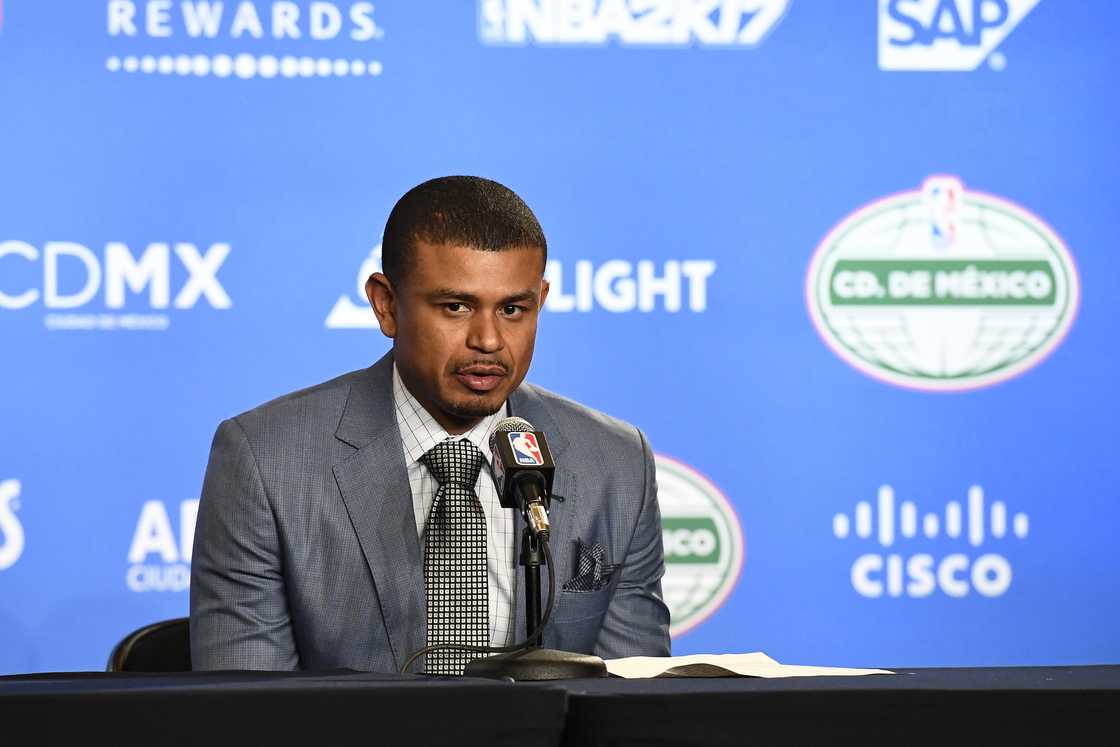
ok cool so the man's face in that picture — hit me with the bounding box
[366,240,549,434]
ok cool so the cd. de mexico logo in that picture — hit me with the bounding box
[656,455,743,636]
[806,176,1079,391]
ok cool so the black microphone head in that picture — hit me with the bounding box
[489,416,535,453]
[488,416,554,512]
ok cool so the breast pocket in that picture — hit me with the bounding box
[553,580,616,623]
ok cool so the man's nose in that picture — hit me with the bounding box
[466,311,503,353]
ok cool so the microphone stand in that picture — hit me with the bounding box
[464,525,608,681]
[522,529,545,647]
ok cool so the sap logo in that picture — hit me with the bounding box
[0,479,25,572]
[878,0,1042,71]
[834,485,1028,598]
[107,1,382,41]
[479,0,789,48]
[126,499,199,592]
[0,241,231,310]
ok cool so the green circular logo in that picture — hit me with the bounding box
[807,176,1079,391]
[656,455,743,636]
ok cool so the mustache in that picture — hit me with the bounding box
[453,359,511,375]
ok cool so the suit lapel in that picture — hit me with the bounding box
[509,385,576,647]
[332,352,425,669]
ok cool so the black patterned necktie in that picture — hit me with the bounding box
[420,438,489,675]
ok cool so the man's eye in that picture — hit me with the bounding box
[445,303,467,313]
[501,305,525,316]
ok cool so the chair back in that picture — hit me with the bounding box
[107,617,191,672]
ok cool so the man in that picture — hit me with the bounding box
[190,176,670,673]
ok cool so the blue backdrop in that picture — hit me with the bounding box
[1,0,1117,674]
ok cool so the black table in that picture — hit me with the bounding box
[2,666,1116,746]
[0,670,567,747]
[551,666,1120,746]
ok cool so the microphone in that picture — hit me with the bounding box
[489,417,555,539]
[458,417,607,680]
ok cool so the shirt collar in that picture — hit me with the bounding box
[392,363,506,466]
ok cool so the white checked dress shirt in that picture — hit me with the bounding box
[392,365,517,648]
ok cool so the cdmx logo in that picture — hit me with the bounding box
[833,484,1028,598]
[0,240,232,331]
[879,0,1042,71]
[0,479,25,572]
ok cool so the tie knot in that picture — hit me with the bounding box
[421,439,485,487]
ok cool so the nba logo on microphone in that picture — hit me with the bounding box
[508,432,544,466]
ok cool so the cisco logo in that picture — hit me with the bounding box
[878,0,1042,71]
[834,485,1028,598]
[126,499,198,592]
[478,0,789,48]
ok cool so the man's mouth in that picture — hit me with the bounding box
[454,364,508,393]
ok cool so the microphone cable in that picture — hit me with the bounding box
[399,535,557,675]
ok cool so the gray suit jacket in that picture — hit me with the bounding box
[190,352,671,671]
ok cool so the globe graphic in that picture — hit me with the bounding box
[810,192,1077,391]
[656,456,743,636]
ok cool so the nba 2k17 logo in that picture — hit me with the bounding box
[479,0,790,47]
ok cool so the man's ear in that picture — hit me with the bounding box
[365,272,398,339]
[539,277,550,310]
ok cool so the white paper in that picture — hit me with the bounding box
[604,652,894,679]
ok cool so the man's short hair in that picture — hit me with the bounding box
[381,175,548,285]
